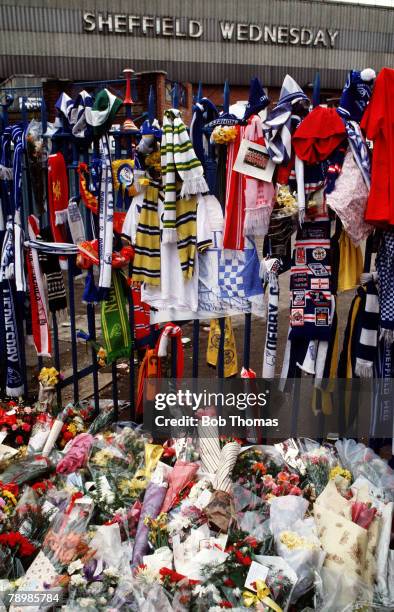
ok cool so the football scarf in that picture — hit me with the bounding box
[157,323,184,378]
[161,108,208,242]
[354,280,380,378]
[263,74,308,164]
[0,219,24,396]
[223,125,247,250]
[346,121,371,190]
[26,216,51,357]
[47,152,69,270]
[130,282,157,349]
[67,199,86,245]
[38,226,68,316]
[69,90,93,139]
[261,258,281,379]
[206,318,238,377]
[136,345,162,416]
[78,162,99,214]
[243,116,275,237]
[289,216,332,341]
[100,271,132,364]
[132,184,161,286]
[98,135,114,297]
[376,231,394,342]
[1,125,26,293]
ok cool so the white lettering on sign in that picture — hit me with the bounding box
[83,12,339,46]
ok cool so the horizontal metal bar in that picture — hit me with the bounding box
[59,363,97,388]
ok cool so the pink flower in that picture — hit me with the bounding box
[11,424,18,431]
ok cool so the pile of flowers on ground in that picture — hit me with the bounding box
[0,400,393,611]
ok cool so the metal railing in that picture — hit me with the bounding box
[0,78,249,421]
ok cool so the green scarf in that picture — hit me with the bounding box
[101,270,132,363]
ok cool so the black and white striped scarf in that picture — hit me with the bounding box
[355,280,380,378]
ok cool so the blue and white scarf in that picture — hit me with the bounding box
[69,90,94,139]
[345,120,371,190]
[263,75,308,164]
[98,135,114,298]
[0,219,24,396]
[1,125,26,293]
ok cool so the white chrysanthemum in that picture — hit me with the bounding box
[78,598,96,608]
[192,584,209,597]
[168,514,191,535]
[67,559,84,575]
[70,574,86,587]
[134,566,160,586]
[103,566,120,578]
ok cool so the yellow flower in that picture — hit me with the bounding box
[280,530,317,550]
[92,448,112,467]
[329,466,352,482]
[2,490,17,506]
[67,423,77,436]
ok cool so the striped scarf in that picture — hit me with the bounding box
[98,135,114,298]
[354,280,379,378]
[263,75,308,165]
[161,108,207,243]
[346,120,371,190]
[2,125,26,293]
[176,195,198,280]
[376,231,394,342]
[223,125,246,250]
[132,184,161,285]
[26,216,51,357]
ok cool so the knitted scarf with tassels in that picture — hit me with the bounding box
[161,108,208,243]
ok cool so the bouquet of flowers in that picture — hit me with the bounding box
[63,561,122,611]
[0,482,19,524]
[37,366,62,411]
[58,402,95,448]
[0,401,36,449]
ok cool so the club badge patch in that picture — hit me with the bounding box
[312,247,327,261]
[293,290,305,307]
[291,308,304,326]
[295,247,306,265]
[308,263,328,276]
[311,277,330,290]
[315,307,330,326]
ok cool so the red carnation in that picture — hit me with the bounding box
[234,550,252,566]
[15,435,24,445]
[0,532,36,557]
[159,567,186,583]
[223,578,235,587]
[1,482,19,497]
[219,601,233,609]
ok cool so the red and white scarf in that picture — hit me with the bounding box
[223,125,246,251]
[26,215,51,357]
[48,153,69,270]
